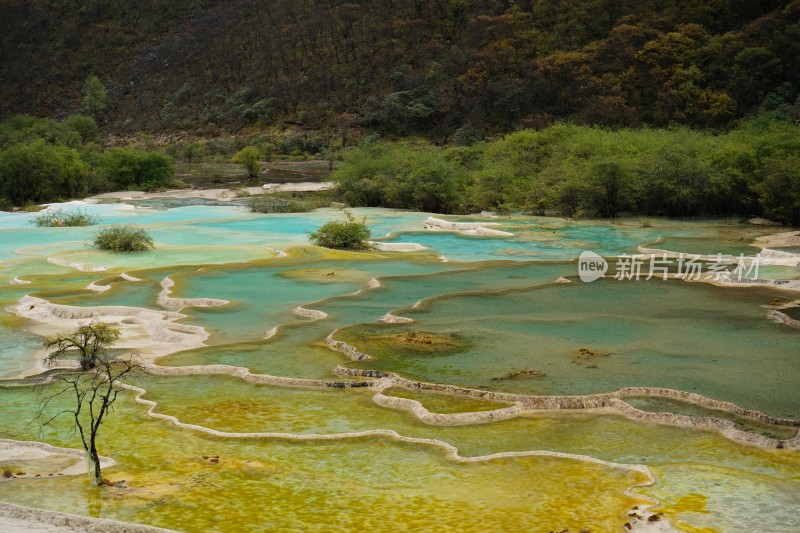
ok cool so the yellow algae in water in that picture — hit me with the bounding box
[658,493,715,532]
[45,244,272,271]
[368,330,465,352]
[674,525,720,533]
[340,326,469,357]
[0,384,652,532]
[280,266,375,284]
[382,387,514,414]
[662,492,711,514]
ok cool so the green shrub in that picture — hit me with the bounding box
[64,115,98,143]
[231,146,261,179]
[100,148,174,190]
[0,139,88,205]
[180,141,209,162]
[31,208,98,227]
[759,154,800,226]
[92,225,154,252]
[332,140,465,213]
[452,123,482,146]
[309,211,372,250]
[141,179,164,192]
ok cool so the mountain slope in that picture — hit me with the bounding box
[2,0,798,135]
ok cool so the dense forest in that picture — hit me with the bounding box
[333,118,800,224]
[2,0,799,137]
[0,115,175,208]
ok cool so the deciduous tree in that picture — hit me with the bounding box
[83,75,108,120]
[36,322,139,486]
[231,146,262,179]
[43,321,120,371]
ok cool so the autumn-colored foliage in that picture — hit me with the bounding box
[1,1,798,136]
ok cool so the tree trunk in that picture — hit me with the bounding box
[88,439,102,486]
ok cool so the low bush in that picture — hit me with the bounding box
[92,225,154,252]
[31,208,98,227]
[308,211,372,250]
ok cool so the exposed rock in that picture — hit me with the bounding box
[158,276,229,309]
[768,310,800,329]
[294,305,328,320]
[578,347,596,359]
[0,501,178,532]
[747,217,780,225]
[325,333,371,360]
[381,312,413,324]
[369,241,428,252]
[424,216,514,236]
[494,369,546,381]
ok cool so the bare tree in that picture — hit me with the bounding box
[36,322,139,486]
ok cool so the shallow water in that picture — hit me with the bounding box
[0,201,798,532]
[173,257,451,344]
[0,386,648,533]
[161,262,572,375]
[623,396,797,439]
[649,235,764,257]
[0,322,43,379]
[342,279,800,416]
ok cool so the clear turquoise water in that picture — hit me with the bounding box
[623,396,797,439]
[378,225,648,261]
[161,262,572,376]
[0,201,798,532]
[0,323,43,379]
[174,258,452,344]
[344,279,800,417]
[652,235,762,256]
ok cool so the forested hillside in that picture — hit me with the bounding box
[2,0,799,137]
